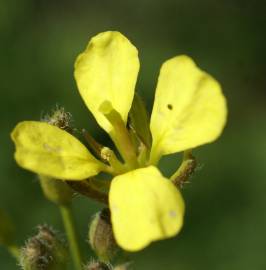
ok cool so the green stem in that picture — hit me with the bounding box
[7,244,20,260]
[59,205,83,270]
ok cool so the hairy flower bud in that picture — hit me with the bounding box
[84,260,112,270]
[89,208,118,261]
[39,176,73,206]
[20,225,68,270]
[42,105,73,133]
[171,151,197,188]
[37,225,67,265]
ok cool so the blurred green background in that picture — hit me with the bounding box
[1,0,266,269]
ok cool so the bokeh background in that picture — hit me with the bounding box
[1,0,266,269]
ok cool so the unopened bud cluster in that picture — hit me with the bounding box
[85,260,112,270]
[20,225,67,270]
[84,260,131,270]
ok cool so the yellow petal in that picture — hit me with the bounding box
[11,121,103,180]
[74,31,140,133]
[150,55,227,163]
[109,166,184,251]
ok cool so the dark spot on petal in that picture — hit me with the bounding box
[167,104,173,110]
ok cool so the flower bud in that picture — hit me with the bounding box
[0,209,15,246]
[37,225,67,265]
[39,175,73,206]
[42,105,73,133]
[171,151,197,188]
[20,225,68,270]
[20,237,50,270]
[84,260,112,270]
[89,208,118,261]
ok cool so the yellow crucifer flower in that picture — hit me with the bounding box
[11,31,227,252]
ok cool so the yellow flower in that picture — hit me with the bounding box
[11,31,227,251]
